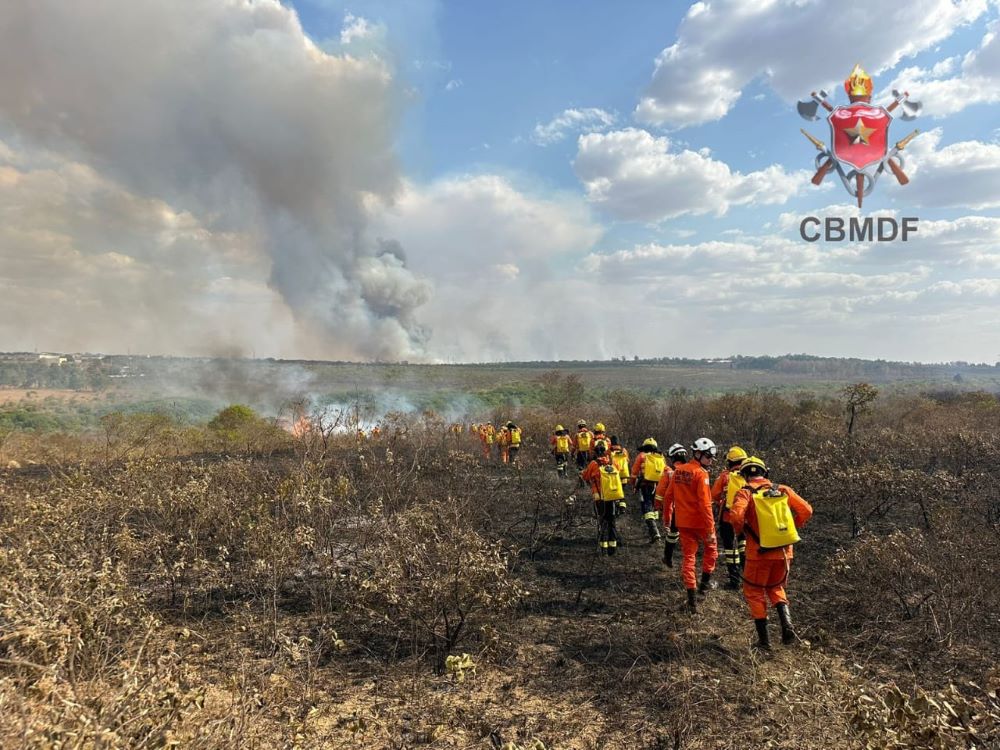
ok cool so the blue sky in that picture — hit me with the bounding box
[0,0,998,362]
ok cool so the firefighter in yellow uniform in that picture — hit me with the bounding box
[505,421,522,464]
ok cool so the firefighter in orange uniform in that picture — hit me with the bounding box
[661,438,719,613]
[573,420,594,469]
[550,424,572,477]
[631,438,666,543]
[655,443,688,566]
[711,446,749,590]
[580,443,623,555]
[730,456,813,651]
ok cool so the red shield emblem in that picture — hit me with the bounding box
[828,104,890,171]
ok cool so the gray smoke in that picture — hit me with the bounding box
[0,0,429,360]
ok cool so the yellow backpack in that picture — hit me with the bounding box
[611,450,629,479]
[555,434,570,452]
[751,483,800,550]
[642,452,666,482]
[510,428,521,446]
[725,471,746,510]
[577,431,592,451]
[599,464,625,501]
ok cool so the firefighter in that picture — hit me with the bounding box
[550,424,572,477]
[712,446,749,590]
[592,422,610,454]
[730,457,813,651]
[655,443,687,567]
[609,436,631,491]
[574,420,594,469]
[661,437,719,613]
[580,443,624,556]
[631,438,665,543]
[505,421,522,464]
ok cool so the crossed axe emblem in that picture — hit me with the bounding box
[798,86,922,208]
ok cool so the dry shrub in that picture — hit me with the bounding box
[812,512,1000,680]
[339,501,522,667]
[852,682,1000,749]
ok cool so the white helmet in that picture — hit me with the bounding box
[691,437,717,456]
[667,443,687,457]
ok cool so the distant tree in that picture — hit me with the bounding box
[842,382,879,435]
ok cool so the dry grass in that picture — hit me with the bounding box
[1,393,999,748]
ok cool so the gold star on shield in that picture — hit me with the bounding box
[844,117,876,145]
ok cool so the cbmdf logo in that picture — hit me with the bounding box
[798,64,922,208]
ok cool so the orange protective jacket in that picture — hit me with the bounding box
[661,458,715,531]
[580,455,613,496]
[730,478,813,560]
[653,467,675,511]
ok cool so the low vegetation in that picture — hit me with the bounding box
[0,387,998,748]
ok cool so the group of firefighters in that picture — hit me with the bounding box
[553,419,812,652]
[472,421,523,464]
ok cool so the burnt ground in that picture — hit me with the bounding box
[276,453,867,750]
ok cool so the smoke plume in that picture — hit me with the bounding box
[0,0,429,359]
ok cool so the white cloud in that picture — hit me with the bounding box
[890,129,1000,208]
[341,13,375,44]
[372,174,604,360]
[445,78,463,91]
[573,128,811,221]
[532,108,617,146]
[886,19,1000,116]
[636,0,989,127]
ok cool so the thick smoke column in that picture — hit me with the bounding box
[0,0,429,359]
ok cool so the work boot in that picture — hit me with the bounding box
[662,540,675,567]
[724,563,741,591]
[645,519,661,543]
[754,618,771,652]
[686,589,697,614]
[697,571,715,596]
[776,603,796,645]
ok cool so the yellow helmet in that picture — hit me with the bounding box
[554,424,564,432]
[642,437,658,449]
[726,446,748,462]
[594,422,606,432]
[739,456,768,476]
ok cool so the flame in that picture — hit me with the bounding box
[844,63,873,98]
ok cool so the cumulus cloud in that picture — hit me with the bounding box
[569,205,1000,362]
[574,128,811,221]
[0,0,428,360]
[889,129,1000,208]
[636,0,988,127]
[532,108,617,146]
[886,19,1000,116]
[376,175,602,277]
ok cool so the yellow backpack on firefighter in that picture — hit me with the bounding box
[725,471,746,510]
[642,452,666,482]
[599,464,625,501]
[554,434,570,452]
[510,427,521,446]
[610,449,629,480]
[750,482,800,550]
[577,431,592,451]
